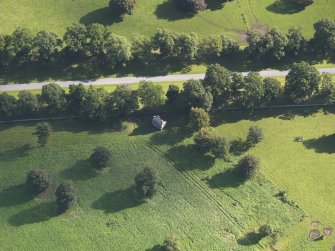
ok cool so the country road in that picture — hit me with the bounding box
[1,68,335,92]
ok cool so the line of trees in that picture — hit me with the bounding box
[1,18,335,72]
[1,62,335,121]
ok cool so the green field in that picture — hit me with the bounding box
[1,0,335,41]
[1,108,335,250]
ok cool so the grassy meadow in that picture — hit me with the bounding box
[1,108,335,250]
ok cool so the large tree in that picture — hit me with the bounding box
[137,81,164,109]
[63,23,88,55]
[40,83,67,114]
[188,107,210,131]
[313,18,335,57]
[109,0,136,17]
[173,33,199,62]
[16,91,39,117]
[11,27,34,66]
[238,72,265,107]
[89,146,113,169]
[107,85,139,115]
[67,84,87,115]
[79,86,108,121]
[152,29,176,59]
[86,24,110,56]
[55,182,76,213]
[34,30,60,63]
[182,79,213,111]
[0,92,16,119]
[236,155,260,180]
[134,167,158,199]
[262,77,282,104]
[26,169,51,194]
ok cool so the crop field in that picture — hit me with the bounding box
[1,108,335,250]
[1,0,335,42]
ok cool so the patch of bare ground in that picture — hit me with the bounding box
[234,23,269,43]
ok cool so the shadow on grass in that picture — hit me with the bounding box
[80,7,123,26]
[207,168,244,189]
[165,145,215,171]
[150,126,192,146]
[266,0,311,14]
[0,184,34,208]
[155,0,193,21]
[92,186,143,213]
[145,245,162,251]
[303,134,335,154]
[237,232,263,246]
[60,160,98,181]
[0,144,33,162]
[8,202,56,226]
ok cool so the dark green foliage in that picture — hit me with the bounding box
[86,24,110,56]
[320,73,335,104]
[152,29,176,59]
[313,18,335,57]
[67,84,87,115]
[194,127,213,152]
[40,83,67,114]
[236,155,260,180]
[263,77,282,104]
[238,72,265,107]
[0,92,16,119]
[176,0,207,14]
[285,62,321,99]
[198,36,223,58]
[182,79,213,111]
[131,34,153,62]
[16,91,39,117]
[161,236,181,251]
[79,86,108,121]
[166,85,180,103]
[109,0,136,17]
[188,107,210,131]
[259,224,275,237]
[203,64,232,104]
[209,136,230,160]
[11,27,34,66]
[89,146,113,169]
[134,167,158,199]
[32,122,50,146]
[63,23,87,55]
[55,182,76,213]
[286,27,306,56]
[246,125,264,146]
[138,81,164,109]
[107,85,139,115]
[173,33,199,62]
[34,30,60,63]
[26,169,51,194]
[221,35,240,56]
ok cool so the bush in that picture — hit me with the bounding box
[236,155,260,180]
[194,127,213,152]
[161,236,181,251]
[182,80,213,111]
[188,107,210,131]
[246,125,264,146]
[55,182,76,213]
[134,167,158,199]
[89,146,112,169]
[176,0,207,14]
[210,136,230,160]
[26,169,51,194]
[32,122,50,146]
[109,0,136,17]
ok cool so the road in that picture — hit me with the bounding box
[1,68,335,92]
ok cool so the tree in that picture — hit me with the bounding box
[266,28,289,61]
[203,64,232,104]
[40,83,67,114]
[107,85,139,115]
[286,27,306,56]
[67,84,87,115]
[55,181,76,213]
[89,146,112,169]
[246,125,264,147]
[0,92,16,119]
[34,30,60,63]
[131,34,153,63]
[259,224,274,237]
[188,107,210,131]
[16,91,39,117]
[176,0,207,14]
[182,79,213,111]
[194,127,213,152]
[161,236,181,251]
[320,73,335,104]
[152,29,176,59]
[32,122,50,146]
[26,169,51,194]
[137,81,164,109]
[221,35,240,56]
[109,0,136,17]
[63,23,87,55]
[166,85,180,103]
[238,72,265,107]
[210,136,230,160]
[102,33,132,69]
[263,77,282,104]
[198,36,223,58]
[79,86,108,121]
[173,33,199,62]
[86,24,110,56]
[11,27,34,66]
[313,18,335,57]
[134,167,158,199]
[236,155,260,180]
[285,62,321,100]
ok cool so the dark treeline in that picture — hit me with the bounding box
[1,62,334,121]
[0,18,335,74]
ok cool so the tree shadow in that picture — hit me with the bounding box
[155,0,194,21]
[150,126,192,146]
[165,145,215,171]
[206,0,228,11]
[60,159,98,181]
[207,168,244,189]
[237,231,263,246]
[0,144,33,162]
[266,0,310,14]
[8,202,56,226]
[303,134,335,154]
[80,7,123,26]
[145,245,163,251]
[92,186,143,214]
[230,138,248,156]
[0,184,34,208]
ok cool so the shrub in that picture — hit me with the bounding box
[166,85,180,103]
[210,136,230,160]
[55,182,76,213]
[26,169,51,194]
[236,155,260,180]
[194,127,213,152]
[188,107,210,131]
[161,236,181,251]
[89,146,113,169]
[138,81,164,109]
[109,0,136,17]
[32,122,50,146]
[259,224,274,237]
[246,125,264,146]
[134,167,158,199]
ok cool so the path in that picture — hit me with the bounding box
[1,68,335,92]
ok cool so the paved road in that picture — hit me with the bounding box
[1,68,335,92]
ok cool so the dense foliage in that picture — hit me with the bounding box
[55,181,76,213]
[32,122,50,146]
[89,146,113,169]
[134,167,158,199]
[236,155,260,180]
[26,169,51,194]
[246,125,264,147]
